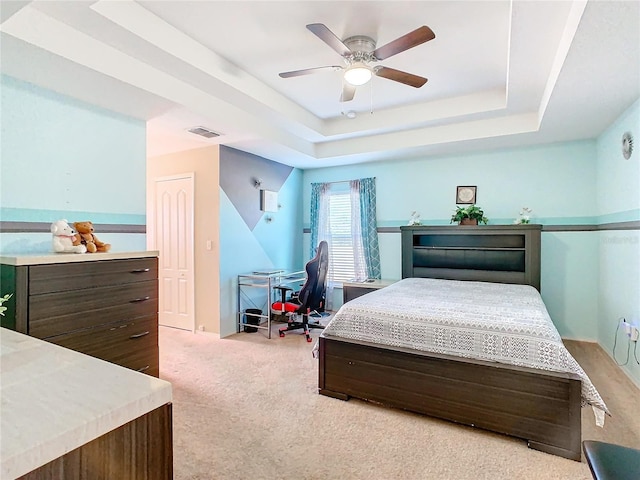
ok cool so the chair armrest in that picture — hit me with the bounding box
[582,440,640,480]
[273,285,293,303]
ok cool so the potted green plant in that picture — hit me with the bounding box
[0,293,13,321]
[450,205,488,225]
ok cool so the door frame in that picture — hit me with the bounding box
[149,172,195,333]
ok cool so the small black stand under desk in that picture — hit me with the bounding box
[237,269,305,338]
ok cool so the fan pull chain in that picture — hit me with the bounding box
[370,78,374,114]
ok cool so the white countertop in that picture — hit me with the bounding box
[0,328,172,479]
[0,250,159,266]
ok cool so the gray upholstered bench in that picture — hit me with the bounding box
[582,440,640,480]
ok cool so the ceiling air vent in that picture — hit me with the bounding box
[187,126,220,139]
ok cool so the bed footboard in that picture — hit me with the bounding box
[318,335,582,461]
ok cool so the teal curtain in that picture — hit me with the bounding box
[309,182,324,258]
[309,182,334,309]
[356,177,381,279]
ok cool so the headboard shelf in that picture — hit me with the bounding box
[413,233,526,249]
[413,246,525,251]
[401,225,542,290]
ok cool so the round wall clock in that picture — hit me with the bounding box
[622,132,633,159]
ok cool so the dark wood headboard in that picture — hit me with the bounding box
[400,225,542,290]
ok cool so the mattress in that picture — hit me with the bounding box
[322,277,608,423]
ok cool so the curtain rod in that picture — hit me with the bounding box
[323,177,377,186]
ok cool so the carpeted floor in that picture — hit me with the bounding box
[159,324,640,480]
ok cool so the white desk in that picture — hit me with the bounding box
[237,270,305,338]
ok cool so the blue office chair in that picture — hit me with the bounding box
[272,241,329,342]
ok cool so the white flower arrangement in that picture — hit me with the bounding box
[514,207,533,225]
[0,293,13,317]
[408,211,422,226]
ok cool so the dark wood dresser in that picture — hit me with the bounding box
[0,252,160,377]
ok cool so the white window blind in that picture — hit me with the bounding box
[313,179,377,310]
[327,191,357,283]
[329,190,364,282]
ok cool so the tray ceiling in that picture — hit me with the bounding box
[1,1,638,168]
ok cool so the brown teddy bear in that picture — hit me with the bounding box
[73,221,111,253]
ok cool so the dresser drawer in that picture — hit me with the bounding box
[29,258,158,294]
[116,348,160,377]
[47,316,159,376]
[28,280,158,338]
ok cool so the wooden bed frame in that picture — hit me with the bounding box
[318,225,583,461]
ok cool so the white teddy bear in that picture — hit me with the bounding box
[51,219,87,254]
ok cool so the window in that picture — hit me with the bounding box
[312,180,378,285]
[310,178,380,310]
[325,189,365,283]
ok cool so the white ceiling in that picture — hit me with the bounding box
[1,1,638,169]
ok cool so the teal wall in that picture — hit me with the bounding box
[0,75,147,254]
[219,150,303,337]
[302,99,640,387]
[541,232,599,340]
[303,141,598,228]
[2,73,636,385]
[596,98,640,386]
[303,141,601,341]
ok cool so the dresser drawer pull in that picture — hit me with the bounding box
[130,296,151,303]
[130,268,151,274]
[136,365,150,372]
[130,331,150,339]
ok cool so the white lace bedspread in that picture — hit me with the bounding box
[323,278,608,419]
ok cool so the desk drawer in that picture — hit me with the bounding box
[29,258,158,294]
[47,316,159,375]
[29,280,158,338]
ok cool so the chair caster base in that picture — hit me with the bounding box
[306,335,312,342]
[279,330,285,337]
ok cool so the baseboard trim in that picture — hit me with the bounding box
[564,338,640,391]
[195,329,220,339]
[600,344,640,390]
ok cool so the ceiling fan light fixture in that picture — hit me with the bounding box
[344,62,372,86]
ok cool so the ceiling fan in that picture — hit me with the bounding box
[279,23,436,102]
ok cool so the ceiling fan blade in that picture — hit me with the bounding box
[373,26,435,60]
[279,66,342,78]
[340,83,356,102]
[307,23,352,57]
[375,67,428,88]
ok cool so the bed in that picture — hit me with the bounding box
[317,225,607,461]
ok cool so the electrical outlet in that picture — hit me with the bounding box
[622,319,632,336]
[631,326,639,342]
